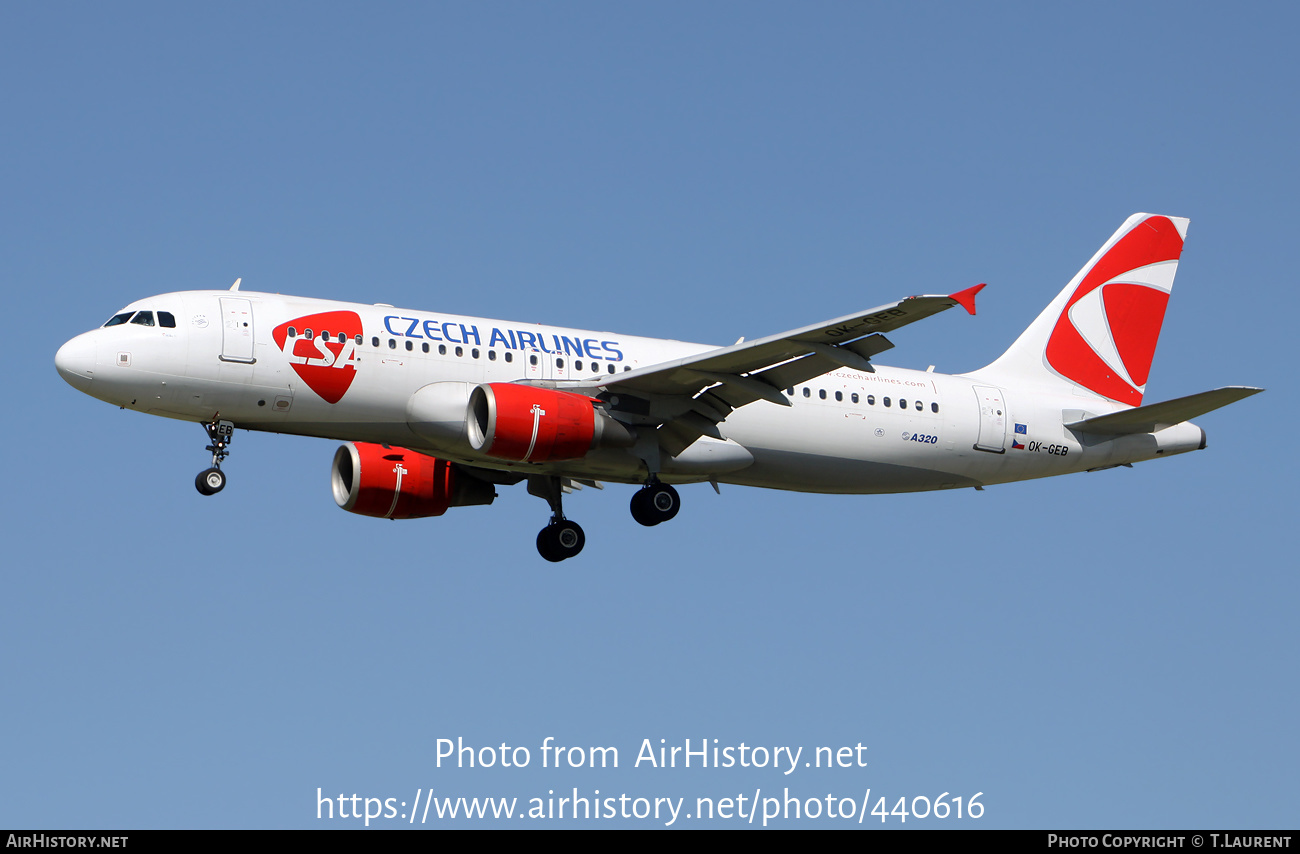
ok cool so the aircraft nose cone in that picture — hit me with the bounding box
[55,333,97,389]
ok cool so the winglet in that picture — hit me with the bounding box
[949,283,985,315]
[230,278,242,292]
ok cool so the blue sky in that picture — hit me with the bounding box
[4,3,1295,828]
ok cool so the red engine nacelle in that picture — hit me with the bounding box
[331,442,494,519]
[468,383,605,463]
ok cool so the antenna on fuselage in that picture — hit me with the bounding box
[229,278,242,291]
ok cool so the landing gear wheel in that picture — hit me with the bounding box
[195,467,226,496]
[537,520,585,562]
[630,482,680,526]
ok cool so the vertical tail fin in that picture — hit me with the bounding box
[974,213,1189,406]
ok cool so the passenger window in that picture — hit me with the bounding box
[505,352,513,363]
[607,364,614,374]
[530,355,538,366]
[287,327,297,338]
[439,344,446,355]
[867,395,875,405]
[305,329,314,340]
[422,343,429,353]
[899,398,907,409]
[354,335,362,345]
[405,340,413,351]
[158,312,176,328]
[576,361,583,371]
[472,348,479,359]
[819,389,827,400]
[455,346,463,357]
[488,350,497,361]
[802,388,811,398]
[556,358,564,369]
[103,312,134,327]
[852,393,859,404]
[931,402,939,413]
[388,339,396,349]
[884,397,891,407]
[130,311,154,326]
[835,391,843,402]
[915,400,923,411]
[623,366,631,372]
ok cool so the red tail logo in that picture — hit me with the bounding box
[271,311,363,404]
[1044,216,1183,405]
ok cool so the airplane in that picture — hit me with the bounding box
[55,213,1261,561]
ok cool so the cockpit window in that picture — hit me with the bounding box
[103,309,174,329]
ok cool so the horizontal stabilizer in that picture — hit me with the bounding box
[1065,386,1263,435]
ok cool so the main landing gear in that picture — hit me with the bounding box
[529,476,586,563]
[630,480,679,527]
[527,476,683,561]
[195,419,234,496]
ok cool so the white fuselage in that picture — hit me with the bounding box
[54,289,1205,494]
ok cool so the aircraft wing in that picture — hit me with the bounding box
[607,284,983,400]
[567,285,984,454]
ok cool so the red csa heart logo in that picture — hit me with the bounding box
[271,311,364,404]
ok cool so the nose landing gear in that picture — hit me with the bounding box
[195,419,234,496]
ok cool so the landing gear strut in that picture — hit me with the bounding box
[630,480,680,526]
[195,419,234,496]
[528,476,585,562]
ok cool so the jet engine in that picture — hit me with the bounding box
[467,383,634,463]
[331,442,495,519]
